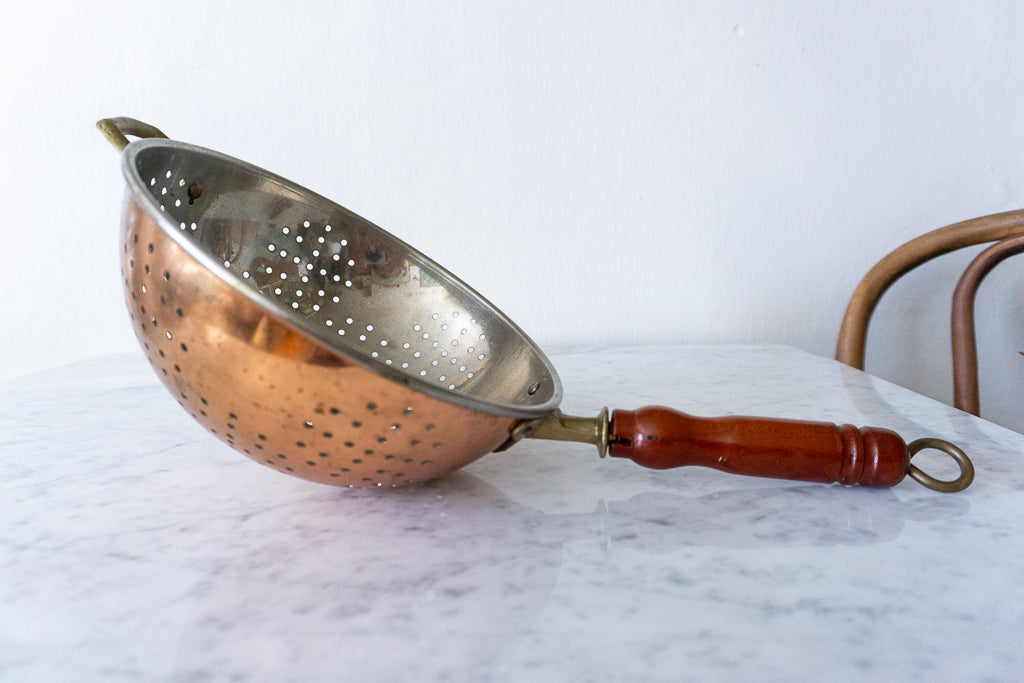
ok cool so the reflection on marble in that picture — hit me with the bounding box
[1,345,1022,681]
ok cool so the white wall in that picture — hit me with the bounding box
[3,2,1023,431]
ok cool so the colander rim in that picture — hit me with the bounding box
[119,137,563,420]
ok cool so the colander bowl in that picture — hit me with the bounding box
[115,127,560,487]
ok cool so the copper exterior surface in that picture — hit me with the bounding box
[122,197,517,487]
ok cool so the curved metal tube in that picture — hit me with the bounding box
[951,234,1024,415]
[836,210,1024,369]
[97,117,168,151]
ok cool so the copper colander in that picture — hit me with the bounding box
[99,118,973,492]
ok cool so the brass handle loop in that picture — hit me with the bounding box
[97,117,168,152]
[907,438,975,492]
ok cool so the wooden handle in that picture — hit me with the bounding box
[608,407,909,487]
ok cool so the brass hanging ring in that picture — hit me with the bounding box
[907,438,975,492]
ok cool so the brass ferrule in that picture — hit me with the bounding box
[498,408,610,457]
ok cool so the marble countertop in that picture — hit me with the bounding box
[2,344,1022,681]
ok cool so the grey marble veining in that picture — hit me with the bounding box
[1,345,1021,681]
